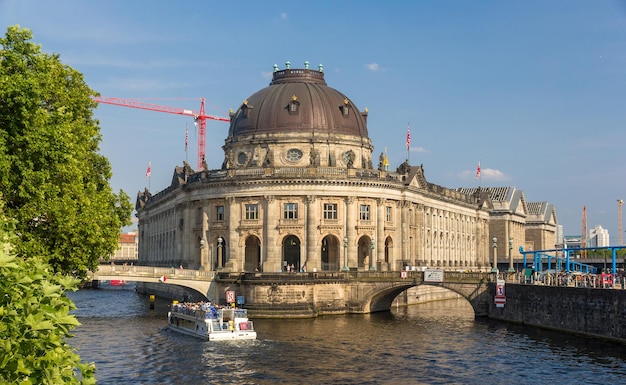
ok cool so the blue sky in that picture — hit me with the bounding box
[2,0,626,242]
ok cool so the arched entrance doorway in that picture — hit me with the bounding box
[215,236,226,269]
[358,236,374,270]
[244,235,261,272]
[385,236,393,265]
[321,235,340,271]
[283,235,301,272]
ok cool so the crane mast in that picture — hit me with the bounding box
[92,97,230,170]
[619,199,624,246]
[581,206,587,257]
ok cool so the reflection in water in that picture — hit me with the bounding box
[67,288,625,385]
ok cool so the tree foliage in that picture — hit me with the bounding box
[0,25,132,276]
[0,203,97,384]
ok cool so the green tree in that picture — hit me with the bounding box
[0,202,97,384]
[0,25,132,276]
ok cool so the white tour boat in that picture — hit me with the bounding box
[167,302,257,341]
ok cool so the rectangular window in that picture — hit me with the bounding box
[386,206,392,222]
[359,204,370,221]
[245,204,259,220]
[216,205,224,221]
[323,203,338,220]
[196,207,202,224]
[284,203,298,219]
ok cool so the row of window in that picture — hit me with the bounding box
[212,203,394,222]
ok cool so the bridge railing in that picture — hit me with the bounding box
[216,271,350,283]
[215,270,493,283]
[91,265,215,280]
[92,265,495,285]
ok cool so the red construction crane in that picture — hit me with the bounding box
[92,97,230,170]
[581,206,587,257]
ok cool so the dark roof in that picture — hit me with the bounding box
[228,67,369,139]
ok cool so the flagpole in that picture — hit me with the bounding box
[406,122,411,164]
[185,123,189,165]
[146,161,151,191]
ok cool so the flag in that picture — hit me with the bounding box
[185,124,188,151]
[475,161,481,179]
[406,124,411,151]
[146,161,151,179]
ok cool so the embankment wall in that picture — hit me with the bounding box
[488,284,626,343]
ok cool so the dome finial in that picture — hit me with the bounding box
[318,63,324,72]
[273,64,278,72]
[285,61,291,69]
[304,61,309,69]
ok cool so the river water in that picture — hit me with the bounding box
[67,284,625,385]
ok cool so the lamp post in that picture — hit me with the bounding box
[369,238,376,271]
[217,236,224,269]
[492,237,498,273]
[342,237,349,271]
[508,237,515,272]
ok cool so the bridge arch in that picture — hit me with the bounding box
[362,281,490,316]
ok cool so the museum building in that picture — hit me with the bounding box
[135,63,500,273]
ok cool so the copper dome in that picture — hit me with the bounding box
[227,65,369,139]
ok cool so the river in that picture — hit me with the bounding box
[67,284,625,384]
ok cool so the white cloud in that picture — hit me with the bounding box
[280,12,288,20]
[364,63,381,72]
[409,146,430,153]
[482,168,510,181]
[460,167,510,181]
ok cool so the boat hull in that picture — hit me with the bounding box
[167,311,257,341]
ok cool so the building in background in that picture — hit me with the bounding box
[589,225,610,247]
[525,201,558,251]
[108,232,138,264]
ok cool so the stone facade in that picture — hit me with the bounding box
[106,232,138,263]
[525,201,558,251]
[135,65,496,273]
[489,283,626,343]
[458,187,558,271]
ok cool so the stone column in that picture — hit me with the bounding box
[200,204,208,270]
[401,201,409,266]
[264,195,278,272]
[345,196,356,267]
[306,196,318,271]
[376,198,385,271]
[226,196,238,271]
[507,221,514,272]
[182,203,193,268]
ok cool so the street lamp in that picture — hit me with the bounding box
[217,236,224,269]
[342,237,349,271]
[492,237,498,273]
[369,238,376,271]
[508,237,515,272]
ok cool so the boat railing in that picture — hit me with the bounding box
[172,303,222,319]
[238,321,254,331]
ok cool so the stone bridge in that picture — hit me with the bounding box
[88,266,495,318]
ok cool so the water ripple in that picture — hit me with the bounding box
[67,289,626,384]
